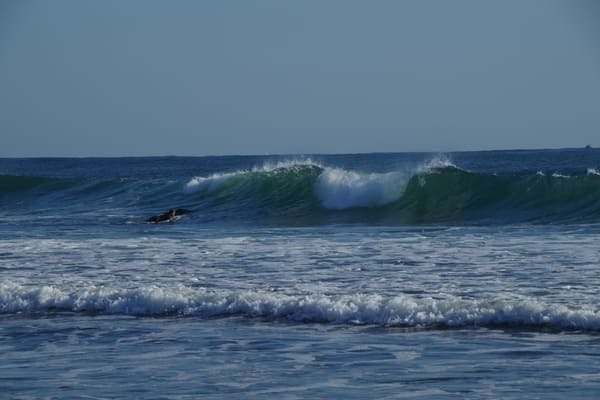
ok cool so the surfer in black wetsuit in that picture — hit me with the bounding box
[146,208,191,223]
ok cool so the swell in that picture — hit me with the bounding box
[5,160,600,225]
[2,283,598,332]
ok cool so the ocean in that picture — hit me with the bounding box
[1,149,600,399]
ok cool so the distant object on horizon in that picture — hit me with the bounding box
[585,144,592,149]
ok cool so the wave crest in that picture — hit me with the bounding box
[184,159,323,194]
[8,157,600,226]
[2,283,599,331]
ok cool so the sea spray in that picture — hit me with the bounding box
[315,168,410,209]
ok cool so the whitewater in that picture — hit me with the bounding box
[2,149,600,399]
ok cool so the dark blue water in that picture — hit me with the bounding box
[2,149,600,398]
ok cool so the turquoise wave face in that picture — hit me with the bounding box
[392,167,600,224]
[177,162,600,225]
[3,156,600,226]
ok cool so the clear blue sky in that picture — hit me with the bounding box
[1,0,599,156]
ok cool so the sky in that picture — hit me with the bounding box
[1,0,599,157]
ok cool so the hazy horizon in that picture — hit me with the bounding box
[2,145,597,160]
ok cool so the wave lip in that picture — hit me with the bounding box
[184,159,323,193]
[184,171,240,193]
[2,283,599,331]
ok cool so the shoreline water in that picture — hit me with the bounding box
[3,315,600,399]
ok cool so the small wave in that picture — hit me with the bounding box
[2,283,599,331]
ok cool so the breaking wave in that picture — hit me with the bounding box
[183,159,600,224]
[2,283,599,331]
[4,157,600,225]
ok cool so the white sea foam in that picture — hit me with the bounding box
[184,159,323,193]
[249,159,322,173]
[2,283,598,330]
[184,171,240,193]
[316,169,409,209]
[587,168,600,176]
[419,155,458,173]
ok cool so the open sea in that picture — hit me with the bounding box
[2,149,600,399]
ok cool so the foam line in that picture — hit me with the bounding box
[2,283,599,330]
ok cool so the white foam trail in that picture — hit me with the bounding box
[316,169,409,209]
[2,283,599,330]
[587,168,600,176]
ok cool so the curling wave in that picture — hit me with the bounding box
[185,160,411,211]
[4,157,600,225]
[183,160,600,224]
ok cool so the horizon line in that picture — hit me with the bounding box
[0,145,594,159]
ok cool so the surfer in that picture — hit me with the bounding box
[146,208,191,223]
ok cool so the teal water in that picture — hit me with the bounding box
[1,149,600,398]
[2,149,600,228]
